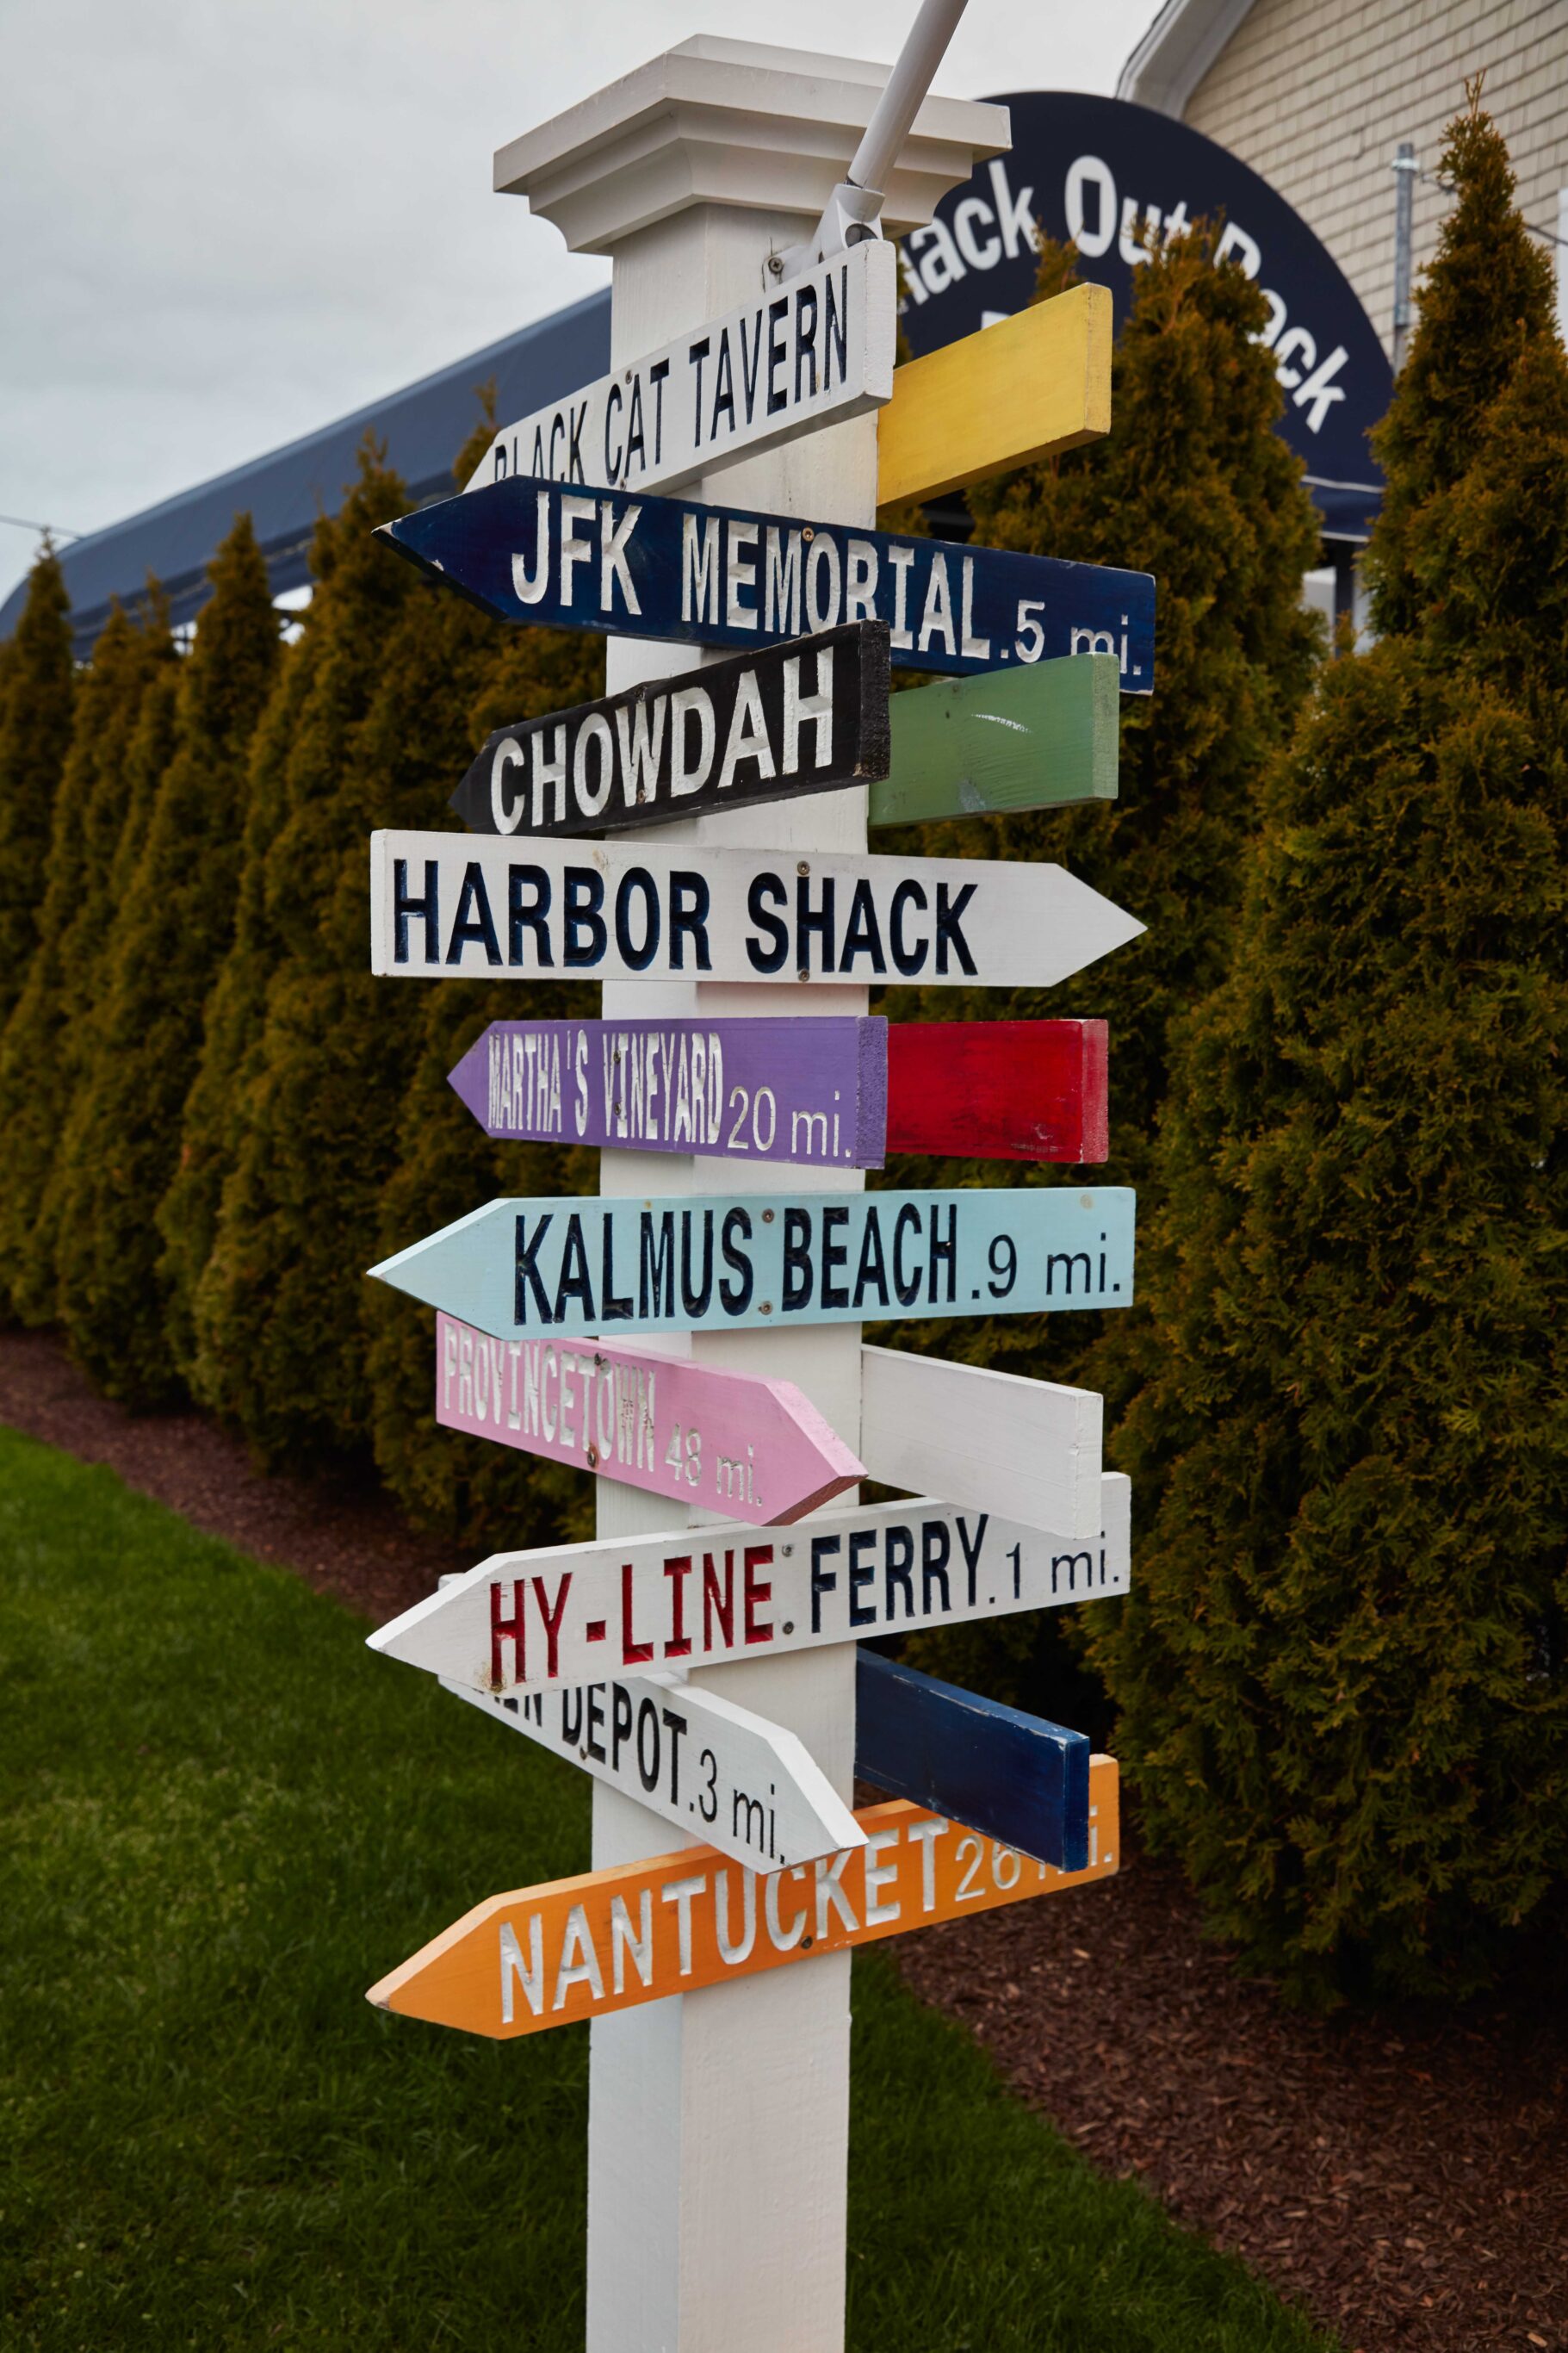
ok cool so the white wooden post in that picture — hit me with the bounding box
[492,41,1006,2352]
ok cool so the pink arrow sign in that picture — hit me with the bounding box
[436,1311,864,1525]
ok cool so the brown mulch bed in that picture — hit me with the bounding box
[896,1823,1567,2351]
[3,1325,1565,2351]
[0,1325,463,1624]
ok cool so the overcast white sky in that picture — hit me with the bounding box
[0,0,1162,606]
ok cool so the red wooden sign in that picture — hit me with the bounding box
[887,1019,1107,1164]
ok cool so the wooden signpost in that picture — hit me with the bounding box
[369,1183,1135,1341]
[466,270,1110,515]
[444,1609,1100,1879]
[368,1473,1131,1692]
[464,241,896,499]
[449,623,890,839]
[452,648,1115,841]
[369,828,1143,987]
[877,652,1118,824]
[877,282,1113,506]
[860,1345,1102,1537]
[443,1661,864,1873]
[448,1014,1108,1167]
[376,473,1156,688]
[857,1651,1090,1870]
[435,1310,864,1524]
[885,1017,1109,1163]
[360,26,1148,2350]
[367,1762,1120,2041]
[437,1311,1100,1538]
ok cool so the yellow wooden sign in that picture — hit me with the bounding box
[877,282,1112,510]
[368,1759,1119,2041]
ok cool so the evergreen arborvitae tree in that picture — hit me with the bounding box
[1095,97,1568,2002]
[53,517,279,1403]
[0,548,74,1031]
[158,519,338,1388]
[366,621,604,1543]
[185,431,575,1471]
[180,450,412,1450]
[915,227,1323,1185]
[0,602,173,1319]
[50,653,183,1307]
[896,226,1323,1706]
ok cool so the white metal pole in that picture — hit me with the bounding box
[847,0,969,200]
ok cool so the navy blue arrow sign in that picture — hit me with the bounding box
[856,1648,1091,1871]
[376,474,1156,692]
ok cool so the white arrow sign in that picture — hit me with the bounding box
[464,241,896,500]
[369,1476,1131,1695]
[860,1347,1103,1539]
[441,1664,863,1874]
[369,829,1143,990]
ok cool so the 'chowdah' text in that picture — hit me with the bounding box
[451,624,889,838]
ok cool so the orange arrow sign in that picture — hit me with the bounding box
[368,1759,1119,2041]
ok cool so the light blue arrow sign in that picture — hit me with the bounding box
[368,1186,1135,1341]
[856,1651,1091,1872]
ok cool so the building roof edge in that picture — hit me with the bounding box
[1115,0,1258,119]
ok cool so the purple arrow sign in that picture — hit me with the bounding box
[436,1311,864,1525]
[449,1015,885,1170]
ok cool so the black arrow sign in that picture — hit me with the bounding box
[450,622,890,838]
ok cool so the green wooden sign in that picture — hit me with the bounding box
[871,652,1118,827]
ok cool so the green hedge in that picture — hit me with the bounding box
[0,549,73,1037]
[1096,100,1568,2002]
[52,517,280,1405]
[0,600,171,1322]
[896,222,1323,1709]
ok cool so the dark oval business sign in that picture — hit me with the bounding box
[899,92,1390,542]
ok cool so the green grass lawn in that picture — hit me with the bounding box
[0,1424,1338,2351]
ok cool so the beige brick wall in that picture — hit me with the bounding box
[1183,0,1568,356]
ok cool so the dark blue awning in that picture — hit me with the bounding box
[3,289,611,660]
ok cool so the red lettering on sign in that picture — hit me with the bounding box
[703,1550,734,1649]
[743,1545,774,1645]
[621,1561,654,1664]
[663,1554,693,1658]
[531,1574,572,1679]
[490,1579,526,1684]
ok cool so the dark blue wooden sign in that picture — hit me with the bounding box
[856,1648,1090,1872]
[376,474,1156,690]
